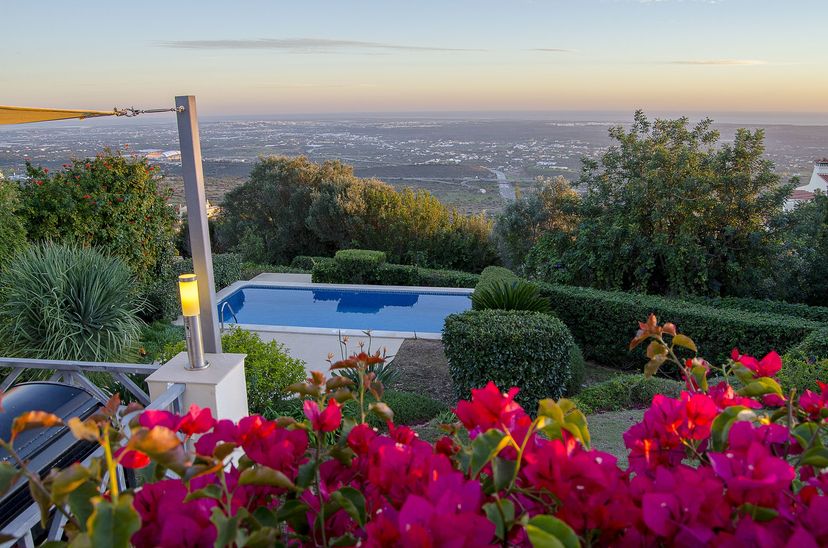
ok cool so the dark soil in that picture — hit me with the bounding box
[388,338,456,407]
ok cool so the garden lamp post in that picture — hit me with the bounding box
[178,274,209,370]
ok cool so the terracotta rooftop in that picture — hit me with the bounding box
[790,189,816,201]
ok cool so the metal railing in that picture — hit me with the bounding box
[0,358,187,547]
[219,301,238,332]
[0,358,160,406]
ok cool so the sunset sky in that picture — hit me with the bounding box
[3,0,825,116]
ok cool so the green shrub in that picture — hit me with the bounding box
[162,327,305,415]
[443,309,576,410]
[416,268,479,288]
[333,249,387,283]
[778,354,828,394]
[137,321,184,364]
[572,374,683,415]
[375,263,420,286]
[0,243,146,361]
[311,258,341,284]
[567,344,586,396]
[20,150,177,283]
[290,255,329,270]
[266,390,447,428]
[535,282,820,369]
[477,265,519,288]
[0,177,26,272]
[216,156,496,271]
[680,295,828,324]
[146,253,242,321]
[471,279,551,313]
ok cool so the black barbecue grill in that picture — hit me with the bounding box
[0,382,102,531]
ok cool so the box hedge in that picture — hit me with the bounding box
[146,253,242,321]
[442,309,578,410]
[309,250,481,288]
[333,249,387,283]
[535,282,821,369]
[416,267,479,288]
[375,263,420,286]
[680,295,828,324]
[290,255,329,270]
[573,374,683,415]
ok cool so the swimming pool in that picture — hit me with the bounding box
[218,284,472,335]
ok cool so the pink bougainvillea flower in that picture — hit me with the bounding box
[708,422,795,508]
[708,381,762,410]
[114,447,150,469]
[731,348,782,378]
[177,404,216,436]
[303,398,342,432]
[139,410,179,430]
[347,423,378,455]
[131,479,217,548]
[799,382,828,421]
[194,418,238,456]
[454,382,530,438]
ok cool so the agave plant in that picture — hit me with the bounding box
[471,279,551,313]
[0,242,146,361]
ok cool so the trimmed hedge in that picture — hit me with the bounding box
[778,327,828,394]
[416,268,479,288]
[311,258,341,284]
[478,266,519,287]
[680,295,828,324]
[333,249,387,283]
[310,254,480,288]
[146,253,242,321]
[535,282,821,369]
[375,263,420,286]
[290,255,329,270]
[573,374,683,415]
[443,309,577,410]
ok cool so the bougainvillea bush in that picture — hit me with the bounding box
[2,317,828,547]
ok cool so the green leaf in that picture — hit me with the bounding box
[329,487,366,526]
[738,377,783,398]
[470,429,509,478]
[492,457,518,492]
[484,499,515,540]
[0,462,20,497]
[184,483,223,502]
[30,479,52,528]
[643,354,667,379]
[710,405,754,452]
[525,515,580,548]
[238,466,296,490]
[536,399,591,449]
[251,506,279,529]
[671,334,697,353]
[330,533,359,547]
[67,481,99,532]
[211,507,241,548]
[740,503,779,522]
[801,447,828,468]
[296,461,318,489]
[51,464,91,504]
[792,423,822,450]
[242,527,279,548]
[276,499,310,535]
[87,495,141,548]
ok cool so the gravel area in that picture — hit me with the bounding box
[388,338,456,407]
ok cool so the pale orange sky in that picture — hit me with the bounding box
[2,0,825,116]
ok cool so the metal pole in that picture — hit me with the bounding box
[175,95,222,353]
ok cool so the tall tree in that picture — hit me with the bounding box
[557,111,793,296]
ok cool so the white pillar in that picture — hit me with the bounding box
[146,352,249,421]
[175,95,222,353]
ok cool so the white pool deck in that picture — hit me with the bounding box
[215,274,472,375]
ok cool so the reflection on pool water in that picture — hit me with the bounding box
[218,285,471,333]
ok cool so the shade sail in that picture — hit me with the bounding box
[0,105,117,125]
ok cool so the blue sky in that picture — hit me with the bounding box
[2,0,825,115]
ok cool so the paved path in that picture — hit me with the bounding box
[487,168,516,201]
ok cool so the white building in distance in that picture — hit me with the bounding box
[785,158,828,210]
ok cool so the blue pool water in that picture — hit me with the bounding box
[218,285,471,333]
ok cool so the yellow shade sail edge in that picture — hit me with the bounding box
[0,105,118,125]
